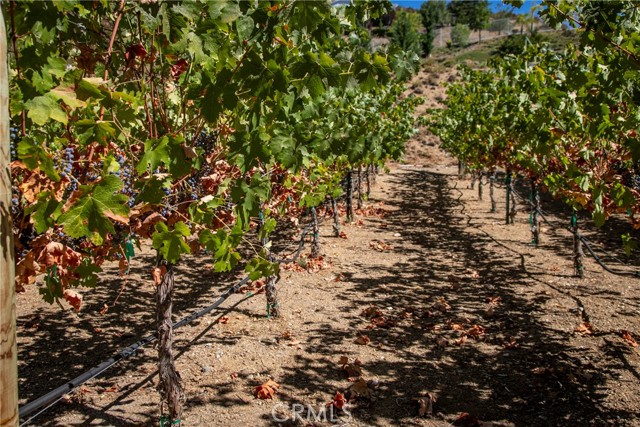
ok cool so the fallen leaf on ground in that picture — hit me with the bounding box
[369,240,393,251]
[255,379,279,399]
[575,322,594,335]
[466,324,486,339]
[433,297,451,312]
[355,335,371,345]
[417,392,437,416]
[329,391,347,409]
[347,378,371,399]
[453,412,481,427]
[619,330,638,347]
[450,322,466,331]
[339,357,363,378]
[339,231,348,239]
[361,305,384,319]
[219,316,229,324]
[99,304,109,315]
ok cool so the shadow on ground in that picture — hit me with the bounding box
[269,168,637,427]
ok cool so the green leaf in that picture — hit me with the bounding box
[59,175,130,244]
[245,253,279,281]
[25,192,62,234]
[76,78,105,101]
[137,135,191,178]
[24,95,67,125]
[76,119,116,146]
[136,176,170,204]
[152,222,191,264]
[236,15,254,40]
[209,1,241,24]
[199,228,241,272]
[17,137,60,181]
[73,258,102,288]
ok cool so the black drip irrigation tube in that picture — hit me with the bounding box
[510,188,640,279]
[19,274,252,425]
[19,222,318,426]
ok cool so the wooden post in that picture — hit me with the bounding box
[0,6,19,426]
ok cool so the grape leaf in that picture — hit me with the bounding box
[59,175,130,245]
[152,222,191,264]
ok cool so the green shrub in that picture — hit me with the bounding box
[450,24,470,47]
[494,32,546,56]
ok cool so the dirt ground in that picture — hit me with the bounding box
[16,74,640,427]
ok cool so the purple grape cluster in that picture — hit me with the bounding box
[9,126,19,161]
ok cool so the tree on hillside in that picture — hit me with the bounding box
[420,0,450,28]
[448,0,490,42]
[489,18,513,35]
[390,10,424,57]
[419,1,446,57]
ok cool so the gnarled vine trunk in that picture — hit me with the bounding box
[572,213,584,278]
[489,172,496,212]
[477,172,483,201]
[530,179,540,245]
[156,263,184,425]
[310,206,321,258]
[346,170,354,223]
[357,165,363,209]
[265,252,280,318]
[365,165,371,198]
[259,213,280,318]
[505,170,511,225]
[331,197,340,237]
[509,174,518,224]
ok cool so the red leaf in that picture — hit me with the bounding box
[124,43,147,66]
[171,59,189,81]
[453,412,481,427]
[619,330,638,348]
[255,380,279,399]
[329,391,347,409]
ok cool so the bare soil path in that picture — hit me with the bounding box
[17,158,640,427]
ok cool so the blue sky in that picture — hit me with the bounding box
[392,1,542,15]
